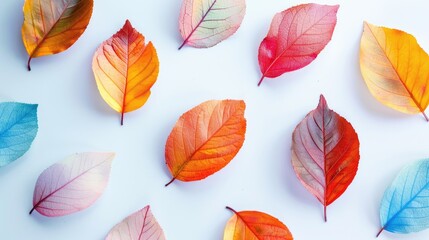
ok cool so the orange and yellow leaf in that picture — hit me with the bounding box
[21,0,93,70]
[92,20,159,125]
[224,207,293,240]
[165,100,246,186]
[360,22,429,120]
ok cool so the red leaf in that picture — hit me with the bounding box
[258,4,339,86]
[291,95,359,221]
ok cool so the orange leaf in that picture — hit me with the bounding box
[165,100,246,186]
[224,207,293,240]
[360,22,429,121]
[21,0,93,71]
[92,20,159,125]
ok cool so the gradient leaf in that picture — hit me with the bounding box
[30,152,115,217]
[106,205,166,240]
[258,3,339,86]
[0,102,38,168]
[22,0,93,70]
[360,22,429,120]
[224,206,293,240]
[291,95,360,221]
[93,20,159,125]
[178,0,246,49]
[377,159,429,237]
[165,100,246,186]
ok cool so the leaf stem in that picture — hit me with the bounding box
[27,57,32,71]
[324,205,327,222]
[257,75,265,86]
[165,177,176,187]
[225,206,238,214]
[29,207,35,215]
[423,112,429,122]
[178,41,187,50]
[120,112,125,126]
[376,227,384,238]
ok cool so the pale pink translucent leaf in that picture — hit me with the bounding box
[106,205,166,240]
[178,0,246,49]
[30,152,115,217]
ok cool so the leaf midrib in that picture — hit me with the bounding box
[181,0,218,46]
[364,22,425,114]
[29,0,85,57]
[262,6,336,78]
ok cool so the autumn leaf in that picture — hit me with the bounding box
[224,206,293,240]
[377,159,429,237]
[178,0,246,49]
[21,0,93,71]
[165,100,246,186]
[0,102,38,168]
[258,3,339,86]
[92,20,159,125]
[291,95,359,221]
[30,152,114,217]
[360,22,429,121]
[106,205,166,240]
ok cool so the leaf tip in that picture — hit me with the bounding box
[318,94,328,108]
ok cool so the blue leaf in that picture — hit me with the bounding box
[0,102,38,167]
[379,159,429,236]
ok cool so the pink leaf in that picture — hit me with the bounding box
[258,3,339,86]
[30,152,115,217]
[106,205,166,240]
[178,0,246,49]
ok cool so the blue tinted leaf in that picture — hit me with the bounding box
[0,102,38,167]
[379,159,429,236]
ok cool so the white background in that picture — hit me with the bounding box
[1,0,429,239]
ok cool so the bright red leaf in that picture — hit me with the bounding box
[258,3,339,86]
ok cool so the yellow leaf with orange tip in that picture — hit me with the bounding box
[224,207,293,240]
[165,100,246,186]
[360,22,429,121]
[21,0,93,71]
[92,20,159,125]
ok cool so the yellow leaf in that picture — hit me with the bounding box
[92,20,159,125]
[360,22,429,120]
[21,0,93,70]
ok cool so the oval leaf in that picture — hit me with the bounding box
[22,0,93,70]
[291,95,360,221]
[0,102,38,168]
[378,159,429,237]
[257,3,339,86]
[93,20,159,126]
[165,100,246,186]
[106,205,166,240]
[30,152,115,217]
[224,206,293,240]
[360,22,429,120]
[178,0,246,49]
